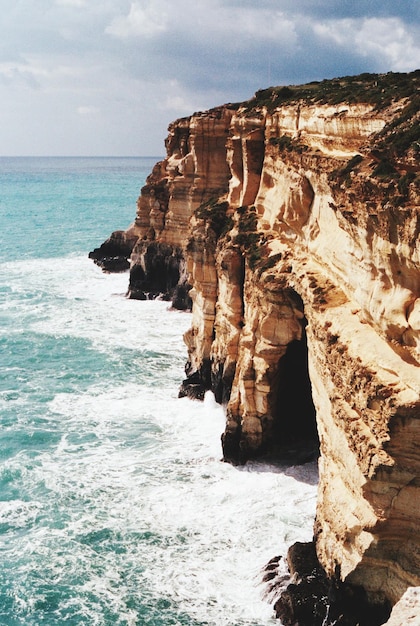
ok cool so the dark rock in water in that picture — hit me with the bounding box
[90,232,192,308]
[221,423,245,465]
[178,361,211,400]
[171,281,192,311]
[178,381,207,401]
[89,230,137,272]
[179,372,207,400]
[269,542,391,626]
[274,542,328,626]
[128,241,191,308]
[99,257,130,273]
[261,555,290,603]
[287,541,324,580]
[276,578,328,626]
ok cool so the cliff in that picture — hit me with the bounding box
[91,71,420,624]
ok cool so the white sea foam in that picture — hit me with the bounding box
[32,384,316,624]
[1,256,190,354]
[0,254,318,625]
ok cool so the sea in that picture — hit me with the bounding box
[0,156,318,626]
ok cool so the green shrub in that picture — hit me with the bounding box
[372,159,399,179]
[397,172,416,197]
[373,94,420,158]
[240,70,420,115]
[195,198,232,238]
[330,154,363,185]
[232,206,265,270]
[268,134,309,154]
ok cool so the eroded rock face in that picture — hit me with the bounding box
[176,79,420,612]
[93,72,420,618]
[383,587,420,625]
[90,106,235,307]
[181,84,420,614]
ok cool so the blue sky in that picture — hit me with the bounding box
[0,0,419,155]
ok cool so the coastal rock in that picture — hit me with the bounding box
[90,106,235,306]
[271,541,391,625]
[127,241,187,302]
[94,72,420,620]
[383,586,420,625]
[88,229,137,272]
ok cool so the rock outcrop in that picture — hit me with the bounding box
[383,587,420,625]
[91,71,420,623]
[88,229,138,273]
[90,106,235,306]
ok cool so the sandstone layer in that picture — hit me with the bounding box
[92,72,420,622]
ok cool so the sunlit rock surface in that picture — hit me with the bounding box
[93,72,420,620]
[383,587,420,625]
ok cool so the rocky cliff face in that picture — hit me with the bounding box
[91,72,420,623]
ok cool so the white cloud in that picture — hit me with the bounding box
[77,105,101,116]
[0,0,418,155]
[105,1,168,38]
[356,18,420,71]
[312,20,350,46]
[55,0,87,7]
[0,60,47,88]
[105,2,296,48]
[162,95,192,111]
[0,55,105,94]
[221,8,297,44]
[313,17,420,72]
[156,79,213,115]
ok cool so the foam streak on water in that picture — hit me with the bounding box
[0,158,318,625]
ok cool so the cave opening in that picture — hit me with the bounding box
[271,300,319,460]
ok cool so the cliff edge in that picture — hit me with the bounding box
[91,71,420,624]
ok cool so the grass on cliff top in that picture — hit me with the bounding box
[373,93,420,158]
[243,70,419,164]
[241,70,420,113]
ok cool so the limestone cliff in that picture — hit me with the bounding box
[91,71,420,623]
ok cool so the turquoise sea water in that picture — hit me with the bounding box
[0,157,317,625]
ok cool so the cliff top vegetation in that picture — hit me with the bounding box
[244,70,419,168]
[242,70,420,113]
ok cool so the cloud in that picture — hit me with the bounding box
[226,0,420,21]
[155,78,226,116]
[0,0,419,155]
[106,1,168,38]
[356,18,420,71]
[106,2,297,48]
[105,3,300,103]
[77,105,101,116]
[313,17,420,72]
[0,61,44,87]
[55,0,87,7]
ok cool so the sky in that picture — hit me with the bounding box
[0,0,419,156]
